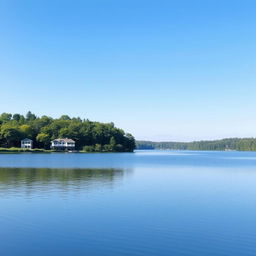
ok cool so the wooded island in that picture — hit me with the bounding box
[0,112,135,152]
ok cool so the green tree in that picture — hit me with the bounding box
[0,113,12,123]
[0,125,22,147]
[109,137,116,151]
[12,114,21,122]
[26,111,37,121]
[60,115,71,120]
[19,125,34,139]
[83,145,94,152]
[94,144,102,152]
[36,133,51,149]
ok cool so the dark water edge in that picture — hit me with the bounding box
[1,151,256,256]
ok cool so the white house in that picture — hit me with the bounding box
[51,138,75,151]
[21,138,33,149]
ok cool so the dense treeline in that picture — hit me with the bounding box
[136,138,256,151]
[0,112,135,152]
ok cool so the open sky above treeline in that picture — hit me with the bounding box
[0,0,255,142]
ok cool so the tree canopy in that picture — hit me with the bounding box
[0,112,135,152]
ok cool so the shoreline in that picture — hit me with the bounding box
[0,148,134,154]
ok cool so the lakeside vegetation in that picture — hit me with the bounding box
[0,112,135,152]
[0,147,52,153]
[136,138,256,151]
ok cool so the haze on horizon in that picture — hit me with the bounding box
[0,0,255,142]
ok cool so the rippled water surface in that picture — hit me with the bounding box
[1,150,256,256]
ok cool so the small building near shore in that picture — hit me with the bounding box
[51,138,75,151]
[21,138,33,149]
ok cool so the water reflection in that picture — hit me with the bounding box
[0,168,126,197]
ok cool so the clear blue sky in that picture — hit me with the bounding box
[0,0,255,141]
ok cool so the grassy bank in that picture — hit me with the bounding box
[0,147,53,153]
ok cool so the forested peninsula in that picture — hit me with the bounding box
[0,112,135,152]
[136,138,256,151]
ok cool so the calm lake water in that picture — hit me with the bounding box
[1,150,256,256]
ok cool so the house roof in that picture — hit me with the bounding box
[21,138,33,142]
[52,138,75,143]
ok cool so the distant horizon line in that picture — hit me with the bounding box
[136,137,256,143]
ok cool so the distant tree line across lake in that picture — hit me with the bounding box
[0,112,135,152]
[136,138,256,151]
